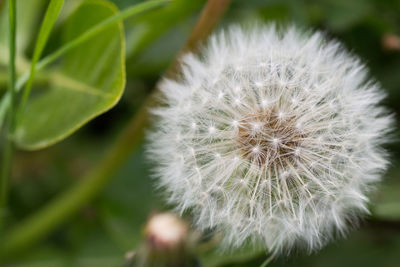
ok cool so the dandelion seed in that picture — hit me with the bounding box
[255,81,264,88]
[208,126,216,135]
[148,24,393,254]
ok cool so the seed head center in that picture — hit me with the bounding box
[237,109,304,167]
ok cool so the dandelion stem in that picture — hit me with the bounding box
[0,0,231,260]
[0,0,17,228]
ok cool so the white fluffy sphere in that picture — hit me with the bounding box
[147,25,393,254]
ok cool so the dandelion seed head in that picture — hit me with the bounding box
[147,24,393,254]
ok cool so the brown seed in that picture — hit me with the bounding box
[237,108,304,167]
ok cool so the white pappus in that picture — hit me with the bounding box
[147,24,393,254]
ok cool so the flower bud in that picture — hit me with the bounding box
[145,213,188,252]
[131,213,197,266]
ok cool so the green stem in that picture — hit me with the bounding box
[0,0,17,225]
[260,254,274,267]
[0,124,141,258]
[18,0,65,122]
[0,0,231,260]
[35,0,169,77]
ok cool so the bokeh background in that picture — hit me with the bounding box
[2,0,400,266]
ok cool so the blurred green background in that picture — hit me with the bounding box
[2,0,400,266]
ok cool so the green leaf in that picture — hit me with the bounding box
[19,0,65,118]
[0,0,170,135]
[15,0,126,150]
